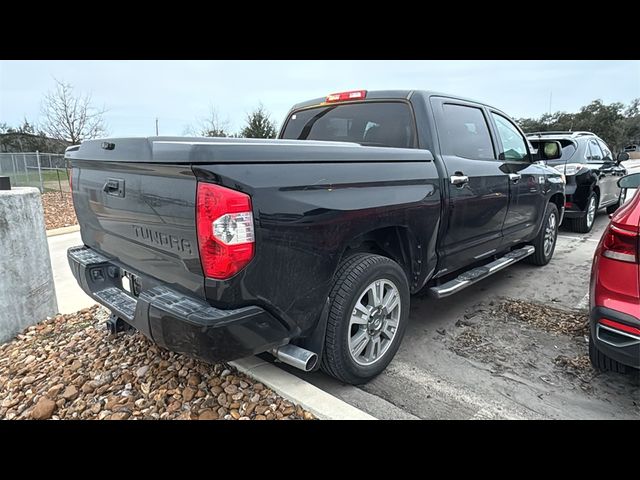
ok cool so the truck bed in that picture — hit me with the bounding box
[66,137,440,332]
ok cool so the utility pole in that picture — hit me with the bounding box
[155,118,159,136]
[548,91,553,116]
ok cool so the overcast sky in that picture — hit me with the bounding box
[1,60,638,137]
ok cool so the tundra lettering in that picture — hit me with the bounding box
[132,225,193,255]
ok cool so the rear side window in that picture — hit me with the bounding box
[439,104,494,160]
[597,139,612,160]
[586,139,603,162]
[529,139,577,161]
[281,102,416,148]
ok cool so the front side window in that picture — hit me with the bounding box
[491,113,529,162]
[439,104,494,160]
[586,139,603,161]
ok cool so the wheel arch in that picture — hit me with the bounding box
[549,192,564,215]
[337,225,420,289]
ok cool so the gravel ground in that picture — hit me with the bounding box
[500,299,589,337]
[0,305,315,420]
[446,299,636,395]
[41,191,77,230]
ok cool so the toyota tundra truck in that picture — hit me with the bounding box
[66,90,565,384]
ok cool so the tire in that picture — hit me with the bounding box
[589,334,627,374]
[606,189,626,215]
[570,192,598,233]
[525,202,559,266]
[321,253,410,385]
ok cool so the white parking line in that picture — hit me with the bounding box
[557,235,600,243]
[386,360,544,420]
[574,293,590,310]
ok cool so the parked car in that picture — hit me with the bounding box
[623,144,640,160]
[619,152,640,202]
[589,171,640,373]
[65,90,565,384]
[619,150,640,205]
[526,132,627,233]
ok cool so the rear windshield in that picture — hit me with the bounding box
[281,102,416,149]
[529,139,577,162]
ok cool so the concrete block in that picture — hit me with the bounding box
[0,187,58,343]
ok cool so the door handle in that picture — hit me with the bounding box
[508,173,521,183]
[103,178,125,197]
[450,174,469,186]
[103,179,119,192]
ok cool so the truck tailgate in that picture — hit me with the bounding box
[71,160,204,299]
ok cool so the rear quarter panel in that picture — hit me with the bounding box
[193,160,441,336]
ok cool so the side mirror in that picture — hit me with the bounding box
[617,152,630,164]
[540,141,562,160]
[618,172,640,189]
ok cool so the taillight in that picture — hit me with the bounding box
[599,318,640,337]
[601,222,639,264]
[196,182,255,279]
[325,90,367,103]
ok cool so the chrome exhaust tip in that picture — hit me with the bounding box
[271,344,318,372]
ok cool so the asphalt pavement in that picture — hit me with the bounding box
[47,210,640,419]
[280,211,640,419]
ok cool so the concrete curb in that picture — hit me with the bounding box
[230,357,376,420]
[47,225,80,237]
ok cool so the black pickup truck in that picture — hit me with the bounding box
[66,90,565,384]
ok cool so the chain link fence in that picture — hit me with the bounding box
[0,152,70,194]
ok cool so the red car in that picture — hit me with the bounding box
[589,171,640,372]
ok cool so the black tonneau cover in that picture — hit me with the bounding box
[65,137,433,164]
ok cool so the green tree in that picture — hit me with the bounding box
[240,104,277,139]
[622,98,640,146]
[571,100,625,150]
[517,98,639,152]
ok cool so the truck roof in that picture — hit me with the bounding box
[289,89,502,112]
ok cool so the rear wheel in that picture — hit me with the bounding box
[321,253,409,385]
[570,192,598,233]
[525,202,559,266]
[589,334,627,374]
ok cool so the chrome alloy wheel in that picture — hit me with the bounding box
[348,279,401,366]
[543,211,557,258]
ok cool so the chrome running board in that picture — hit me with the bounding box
[429,246,535,299]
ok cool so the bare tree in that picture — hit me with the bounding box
[185,105,230,137]
[41,78,107,144]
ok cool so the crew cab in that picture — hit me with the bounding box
[527,131,627,233]
[66,90,565,384]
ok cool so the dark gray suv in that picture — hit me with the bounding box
[527,131,627,233]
